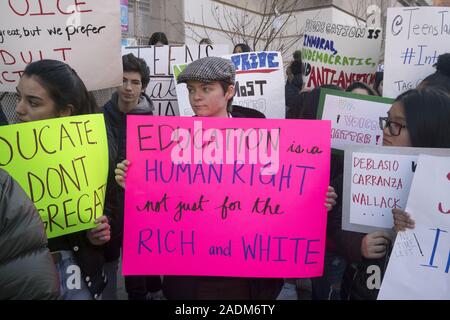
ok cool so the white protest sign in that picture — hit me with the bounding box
[0,0,122,91]
[122,45,229,116]
[342,146,450,234]
[301,19,382,89]
[378,155,450,300]
[228,51,285,118]
[383,7,450,98]
[317,89,393,150]
[174,51,285,118]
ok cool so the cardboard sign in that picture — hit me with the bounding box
[301,19,382,89]
[379,155,450,300]
[0,0,122,91]
[174,51,286,119]
[317,89,393,151]
[0,114,109,238]
[122,45,230,116]
[342,145,450,234]
[384,7,450,98]
[122,116,331,278]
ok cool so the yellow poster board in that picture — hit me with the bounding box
[0,114,109,238]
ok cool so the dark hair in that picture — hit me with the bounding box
[288,84,342,119]
[374,71,384,96]
[122,53,150,88]
[218,80,234,112]
[23,60,98,115]
[148,32,168,45]
[293,50,302,63]
[233,43,252,53]
[199,38,213,45]
[287,60,303,91]
[420,53,450,93]
[395,88,450,148]
[346,81,377,96]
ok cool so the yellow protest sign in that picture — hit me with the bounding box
[0,114,109,238]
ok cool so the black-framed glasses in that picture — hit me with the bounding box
[379,117,407,136]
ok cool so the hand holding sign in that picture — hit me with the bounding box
[115,159,130,189]
[87,215,111,245]
[392,208,415,232]
[361,230,392,259]
[325,186,337,212]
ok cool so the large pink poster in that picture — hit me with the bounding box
[122,116,331,278]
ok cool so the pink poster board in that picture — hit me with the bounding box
[123,116,331,278]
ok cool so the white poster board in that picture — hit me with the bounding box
[174,51,285,118]
[342,146,450,234]
[0,0,122,91]
[122,45,229,116]
[318,89,393,151]
[384,7,450,98]
[301,19,382,89]
[378,155,450,300]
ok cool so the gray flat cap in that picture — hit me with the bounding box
[177,56,236,84]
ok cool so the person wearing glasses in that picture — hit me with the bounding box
[329,88,450,300]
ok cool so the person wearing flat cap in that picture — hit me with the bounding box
[161,56,283,300]
[176,56,266,119]
[114,56,282,300]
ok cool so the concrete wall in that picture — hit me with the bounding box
[149,0,185,44]
[125,0,184,44]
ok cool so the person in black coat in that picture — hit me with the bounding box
[102,53,163,300]
[285,60,303,118]
[330,88,450,300]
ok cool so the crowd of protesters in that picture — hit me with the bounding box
[1,28,450,300]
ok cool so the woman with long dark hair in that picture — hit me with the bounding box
[15,59,111,300]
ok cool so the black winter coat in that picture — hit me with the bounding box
[102,92,154,262]
[0,169,59,299]
[329,173,391,300]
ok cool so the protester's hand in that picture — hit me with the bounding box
[300,88,311,93]
[392,208,415,232]
[87,216,111,246]
[115,159,130,189]
[325,186,338,212]
[361,231,391,259]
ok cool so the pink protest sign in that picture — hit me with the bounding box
[122,116,331,278]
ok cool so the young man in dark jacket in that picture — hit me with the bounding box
[102,53,162,300]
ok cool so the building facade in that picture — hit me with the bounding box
[124,0,432,61]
